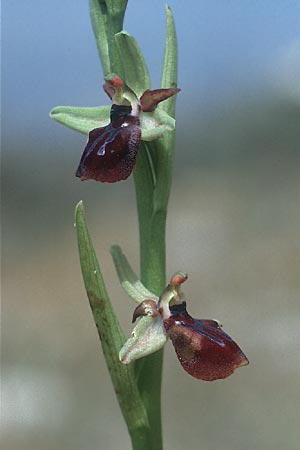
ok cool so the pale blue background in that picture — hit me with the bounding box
[2,2,300,450]
[3,0,300,136]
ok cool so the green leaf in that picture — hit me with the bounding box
[90,0,111,75]
[89,0,127,76]
[105,0,128,15]
[50,105,110,135]
[160,5,178,117]
[111,245,157,303]
[75,201,149,437]
[152,5,179,210]
[115,31,151,97]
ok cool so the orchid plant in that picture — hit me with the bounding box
[50,2,248,449]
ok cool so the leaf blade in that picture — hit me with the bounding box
[75,201,149,434]
[89,0,127,76]
[160,5,178,117]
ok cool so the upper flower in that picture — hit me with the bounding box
[76,75,180,183]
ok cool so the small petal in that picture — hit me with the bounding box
[76,104,141,183]
[164,302,249,381]
[132,299,158,323]
[140,88,180,112]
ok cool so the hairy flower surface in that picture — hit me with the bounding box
[76,104,141,182]
[164,302,249,381]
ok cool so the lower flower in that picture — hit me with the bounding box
[119,272,249,381]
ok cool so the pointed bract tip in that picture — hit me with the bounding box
[75,200,84,213]
[74,200,85,223]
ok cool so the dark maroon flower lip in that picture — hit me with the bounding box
[76,104,141,183]
[164,301,249,381]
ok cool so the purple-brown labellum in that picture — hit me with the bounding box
[76,104,141,183]
[164,302,249,381]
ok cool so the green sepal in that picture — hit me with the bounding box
[111,245,157,303]
[115,31,151,97]
[75,201,149,435]
[119,315,167,364]
[50,105,110,135]
[50,103,175,143]
[141,108,175,141]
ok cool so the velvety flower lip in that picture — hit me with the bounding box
[76,104,141,183]
[164,301,249,381]
[76,75,180,183]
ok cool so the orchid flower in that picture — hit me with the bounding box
[112,247,249,381]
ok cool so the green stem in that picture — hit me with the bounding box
[130,7,178,449]
[132,135,177,450]
[89,2,178,449]
[133,145,167,450]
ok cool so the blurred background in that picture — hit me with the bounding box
[2,1,300,449]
